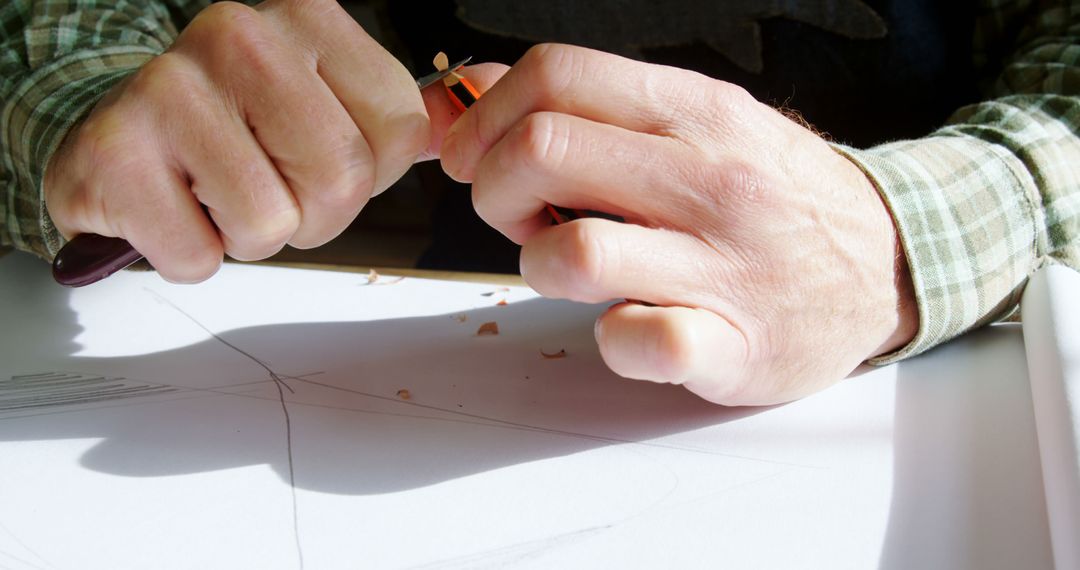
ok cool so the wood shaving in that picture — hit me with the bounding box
[540,349,567,359]
[433,51,449,71]
[496,299,508,306]
[451,313,468,323]
[396,389,411,400]
[365,269,405,286]
[476,321,499,336]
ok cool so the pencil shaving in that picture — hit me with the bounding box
[477,321,499,336]
[433,51,449,71]
[396,389,411,400]
[443,71,462,87]
[540,349,567,359]
[433,51,465,86]
[365,269,405,286]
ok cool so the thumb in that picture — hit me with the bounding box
[595,303,758,406]
[417,62,509,161]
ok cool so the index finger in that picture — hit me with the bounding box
[440,43,705,182]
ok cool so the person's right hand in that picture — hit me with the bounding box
[43,0,430,283]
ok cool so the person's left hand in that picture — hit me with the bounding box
[440,44,918,406]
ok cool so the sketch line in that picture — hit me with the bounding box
[144,288,305,570]
[0,518,55,570]
[409,524,613,570]
[293,376,817,469]
[0,550,43,570]
[0,373,178,414]
[0,372,323,423]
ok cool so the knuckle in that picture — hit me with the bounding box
[558,222,609,297]
[520,43,578,105]
[278,0,344,26]
[128,53,198,103]
[192,2,276,78]
[251,207,302,250]
[698,80,758,136]
[215,196,300,260]
[506,112,568,175]
[697,79,755,123]
[189,1,259,43]
[692,159,773,214]
[197,1,261,31]
[304,132,376,209]
[312,162,375,211]
[709,79,754,108]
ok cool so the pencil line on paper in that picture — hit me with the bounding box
[271,373,304,570]
[409,524,613,570]
[0,518,56,570]
[0,373,177,415]
[144,288,305,569]
[293,376,812,468]
[0,549,45,570]
[0,371,328,422]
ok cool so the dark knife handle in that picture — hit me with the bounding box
[52,234,145,287]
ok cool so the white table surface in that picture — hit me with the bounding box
[0,251,1063,569]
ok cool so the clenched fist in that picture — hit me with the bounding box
[44,0,430,283]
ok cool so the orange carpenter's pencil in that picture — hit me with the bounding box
[445,75,480,113]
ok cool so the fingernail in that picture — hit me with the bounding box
[594,317,603,341]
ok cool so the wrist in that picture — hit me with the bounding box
[872,229,919,357]
[832,147,919,361]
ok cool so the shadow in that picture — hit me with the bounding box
[0,252,83,360]
[0,253,770,496]
[879,324,1054,570]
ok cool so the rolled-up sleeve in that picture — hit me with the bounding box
[836,0,1080,363]
[1,0,208,258]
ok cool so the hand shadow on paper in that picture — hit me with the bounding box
[0,255,769,496]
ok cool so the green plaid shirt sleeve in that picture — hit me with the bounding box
[838,0,1080,364]
[1,0,208,258]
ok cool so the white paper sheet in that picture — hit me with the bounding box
[1022,264,1080,570]
[0,251,1055,569]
